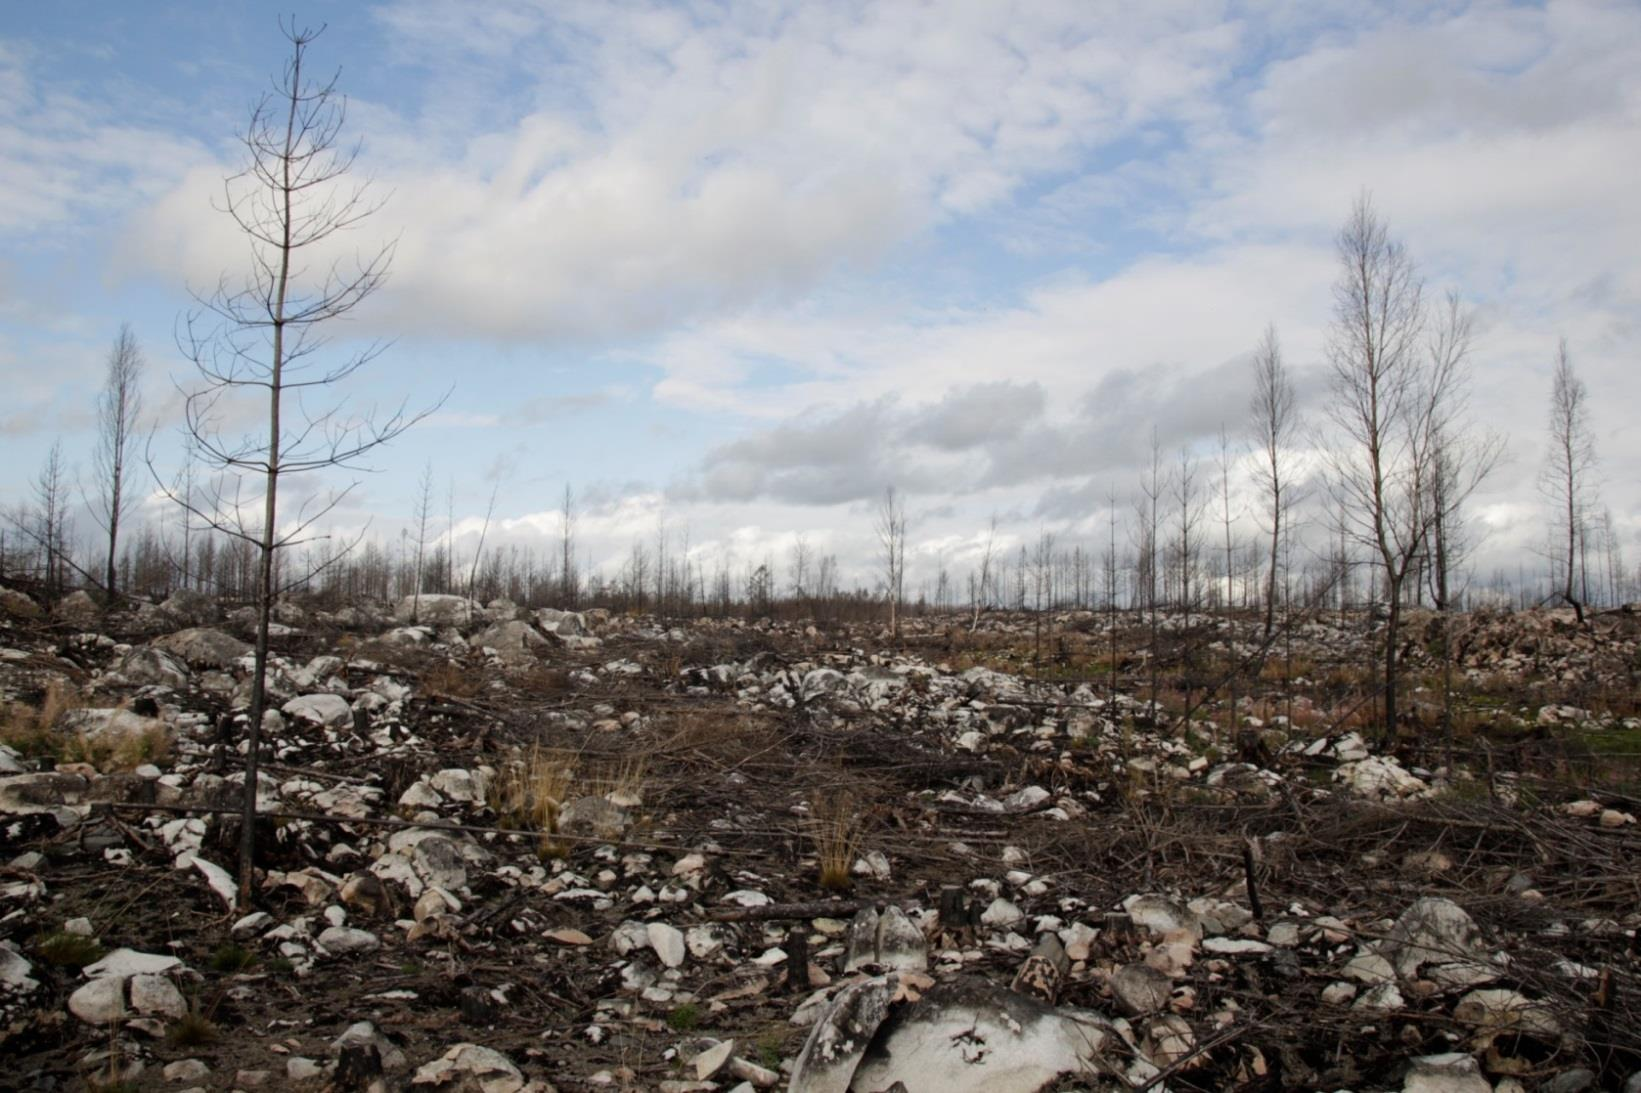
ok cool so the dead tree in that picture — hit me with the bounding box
[409,461,434,623]
[159,22,436,904]
[969,514,997,631]
[875,486,908,639]
[1541,339,1596,622]
[1321,194,1449,747]
[28,442,73,598]
[1248,324,1298,640]
[559,483,577,607]
[85,324,144,601]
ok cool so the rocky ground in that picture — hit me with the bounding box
[2,584,1640,1092]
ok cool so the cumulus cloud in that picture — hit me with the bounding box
[119,1,1248,341]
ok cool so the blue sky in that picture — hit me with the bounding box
[3,1,1639,590]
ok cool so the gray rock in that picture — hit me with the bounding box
[1402,1054,1493,1093]
[410,1043,524,1091]
[163,1059,210,1081]
[557,796,629,841]
[1383,897,1485,979]
[691,1038,735,1080]
[0,771,90,815]
[84,948,182,978]
[129,973,186,1018]
[55,590,99,621]
[159,588,219,623]
[317,926,381,955]
[875,906,928,973]
[473,620,547,660]
[68,975,126,1025]
[0,587,43,618]
[287,1056,324,1081]
[109,647,191,688]
[648,922,687,968]
[395,594,480,627]
[1109,963,1173,1017]
[1543,1070,1597,1093]
[846,977,1114,1093]
[152,627,251,668]
[282,693,354,729]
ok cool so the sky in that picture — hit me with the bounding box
[2,0,1638,595]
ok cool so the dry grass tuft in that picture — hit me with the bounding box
[585,754,648,806]
[809,792,864,893]
[0,680,82,758]
[422,659,483,699]
[489,745,579,857]
[2,684,169,772]
[62,722,172,773]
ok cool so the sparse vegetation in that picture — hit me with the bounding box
[0,680,82,759]
[208,942,256,973]
[489,745,579,857]
[167,1007,218,1047]
[809,791,864,893]
[35,931,104,968]
[666,1002,701,1032]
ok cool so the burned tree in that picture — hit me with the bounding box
[160,22,435,903]
[1542,339,1597,621]
[86,324,144,601]
[1322,194,1454,746]
[1248,324,1297,640]
[875,486,908,639]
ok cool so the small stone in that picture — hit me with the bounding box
[129,974,187,1019]
[410,1043,524,1091]
[1321,981,1357,1005]
[1402,1052,1490,1093]
[728,1056,780,1087]
[317,926,380,955]
[980,898,1023,927]
[231,911,275,939]
[68,976,126,1025]
[287,1056,324,1081]
[84,948,182,978]
[164,1059,210,1081]
[648,922,687,968]
[693,1039,735,1080]
[1110,963,1173,1016]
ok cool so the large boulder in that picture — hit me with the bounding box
[108,647,191,689]
[533,608,588,638]
[153,627,252,668]
[55,590,99,622]
[0,587,42,619]
[0,771,90,815]
[282,693,355,730]
[791,975,1115,1093]
[472,620,548,661]
[395,595,480,627]
[159,588,218,624]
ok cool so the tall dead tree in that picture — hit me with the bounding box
[969,514,997,631]
[409,461,434,623]
[559,483,577,606]
[1248,324,1297,640]
[86,324,144,601]
[1322,194,1465,747]
[1542,339,1596,622]
[1421,292,1502,612]
[875,487,907,640]
[163,22,433,904]
[32,442,73,598]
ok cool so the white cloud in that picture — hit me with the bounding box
[119,1,1249,341]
